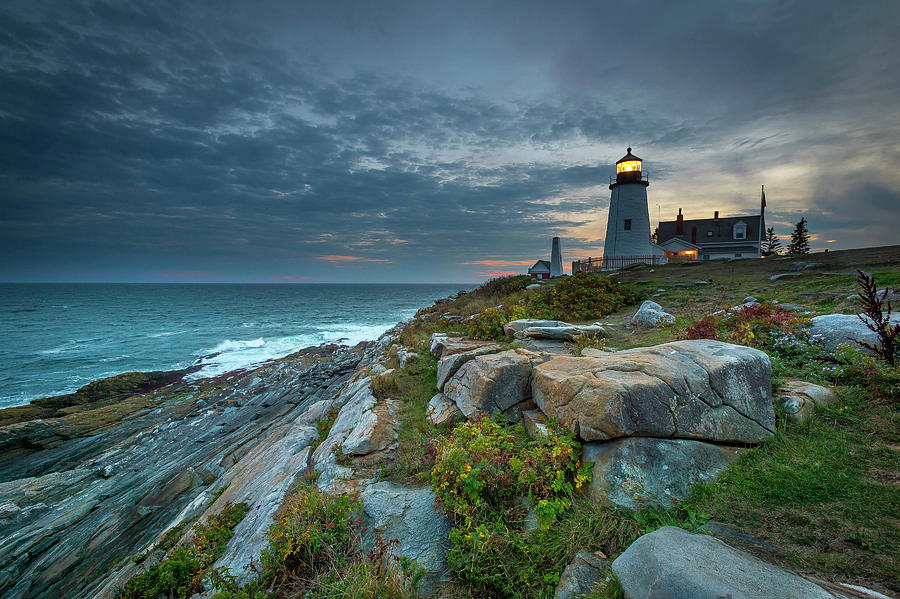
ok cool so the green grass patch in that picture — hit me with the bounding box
[677,387,900,592]
[378,350,458,484]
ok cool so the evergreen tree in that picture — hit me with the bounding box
[788,218,810,255]
[762,227,782,256]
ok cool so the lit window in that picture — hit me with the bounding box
[706,231,713,237]
[624,219,632,230]
[616,160,642,174]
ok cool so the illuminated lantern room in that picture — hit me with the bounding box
[615,147,643,184]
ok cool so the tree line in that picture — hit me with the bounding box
[763,217,810,256]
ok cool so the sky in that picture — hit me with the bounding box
[1,0,899,283]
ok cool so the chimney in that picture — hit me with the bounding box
[676,208,684,235]
[691,226,697,244]
[550,237,563,278]
[714,211,719,220]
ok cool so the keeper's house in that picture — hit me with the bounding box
[656,189,767,261]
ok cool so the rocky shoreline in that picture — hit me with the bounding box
[0,290,895,598]
[0,339,376,598]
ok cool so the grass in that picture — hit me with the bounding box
[376,348,459,484]
[116,502,250,599]
[681,388,900,592]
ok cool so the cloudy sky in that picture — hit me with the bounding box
[1,0,898,283]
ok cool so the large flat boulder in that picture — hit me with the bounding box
[612,526,832,599]
[583,438,742,511]
[532,340,774,444]
[429,334,496,359]
[810,313,900,352]
[521,325,606,341]
[443,350,542,419]
[359,482,452,597]
[503,319,569,337]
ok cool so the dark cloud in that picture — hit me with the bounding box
[1,0,898,282]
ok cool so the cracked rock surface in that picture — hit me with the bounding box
[532,340,774,444]
[583,438,743,511]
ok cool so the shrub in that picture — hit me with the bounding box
[117,502,250,599]
[852,270,899,365]
[467,307,509,341]
[682,302,809,350]
[471,275,533,299]
[431,418,590,529]
[520,273,640,322]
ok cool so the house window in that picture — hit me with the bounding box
[734,222,747,240]
[624,219,632,231]
[706,231,713,237]
[734,253,742,257]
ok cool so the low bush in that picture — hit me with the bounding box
[471,275,534,300]
[682,301,809,350]
[467,307,509,341]
[431,418,590,529]
[117,502,250,599]
[521,273,641,322]
[430,418,598,598]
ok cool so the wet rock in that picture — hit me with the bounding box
[532,340,774,444]
[584,438,742,510]
[774,380,837,423]
[612,526,832,599]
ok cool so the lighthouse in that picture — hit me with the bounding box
[602,148,653,262]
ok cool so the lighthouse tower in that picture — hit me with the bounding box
[603,148,652,261]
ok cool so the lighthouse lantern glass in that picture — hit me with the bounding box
[617,160,642,174]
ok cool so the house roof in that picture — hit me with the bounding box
[658,214,763,246]
[659,237,702,250]
[528,260,551,272]
[616,147,641,164]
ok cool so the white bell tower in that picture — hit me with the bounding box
[603,147,652,259]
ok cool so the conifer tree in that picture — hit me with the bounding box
[762,227,782,256]
[788,218,810,255]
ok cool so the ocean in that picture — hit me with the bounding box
[0,283,473,408]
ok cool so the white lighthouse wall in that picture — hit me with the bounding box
[603,184,651,258]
